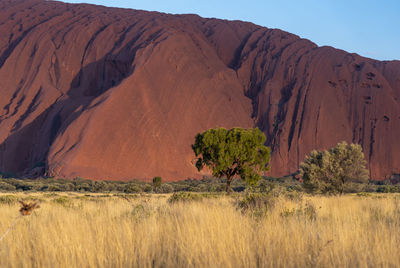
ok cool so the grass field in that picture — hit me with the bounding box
[0,192,399,267]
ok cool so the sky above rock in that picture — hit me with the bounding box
[62,0,400,61]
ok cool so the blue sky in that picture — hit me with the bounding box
[62,0,400,61]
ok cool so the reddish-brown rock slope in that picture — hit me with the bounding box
[0,0,399,180]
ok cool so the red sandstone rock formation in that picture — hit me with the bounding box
[0,0,398,180]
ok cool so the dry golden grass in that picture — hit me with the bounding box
[0,192,399,267]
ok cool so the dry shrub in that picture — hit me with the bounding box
[237,193,275,218]
[18,201,40,216]
[128,204,152,222]
[51,197,73,208]
[280,201,317,221]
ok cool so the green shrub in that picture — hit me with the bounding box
[76,183,91,192]
[63,183,76,191]
[392,186,400,193]
[361,184,378,193]
[257,181,275,193]
[199,193,221,199]
[0,182,16,191]
[185,186,201,192]
[197,184,209,192]
[343,182,364,193]
[300,142,369,194]
[156,184,174,193]
[356,192,372,197]
[52,196,73,207]
[46,184,62,192]
[114,184,126,192]
[91,181,109,192]
[284,190,303,202]
[124,184,143,193]
[376,185,400,193]
[13,182,34,191]
[0,195,18,205]
[142,184,153,192]
[376,186,391,193]
[168,192,203,203]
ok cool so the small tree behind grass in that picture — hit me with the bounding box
[192,127,271,193]
[152,176,162,192]
[300,141,369,194]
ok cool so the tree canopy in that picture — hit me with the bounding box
[192,127,271,193]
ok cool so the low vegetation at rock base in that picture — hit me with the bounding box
[1,192,400,267]
[1,174,400,194]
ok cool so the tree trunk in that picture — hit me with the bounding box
[226,176,232,194]
[339,184,344,195]
[339,178,345,195]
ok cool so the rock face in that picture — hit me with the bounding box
[0,0,399,181]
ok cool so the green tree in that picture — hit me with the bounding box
[152,176,162,191]
[192,128,271,193]
[300,141,369,194]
